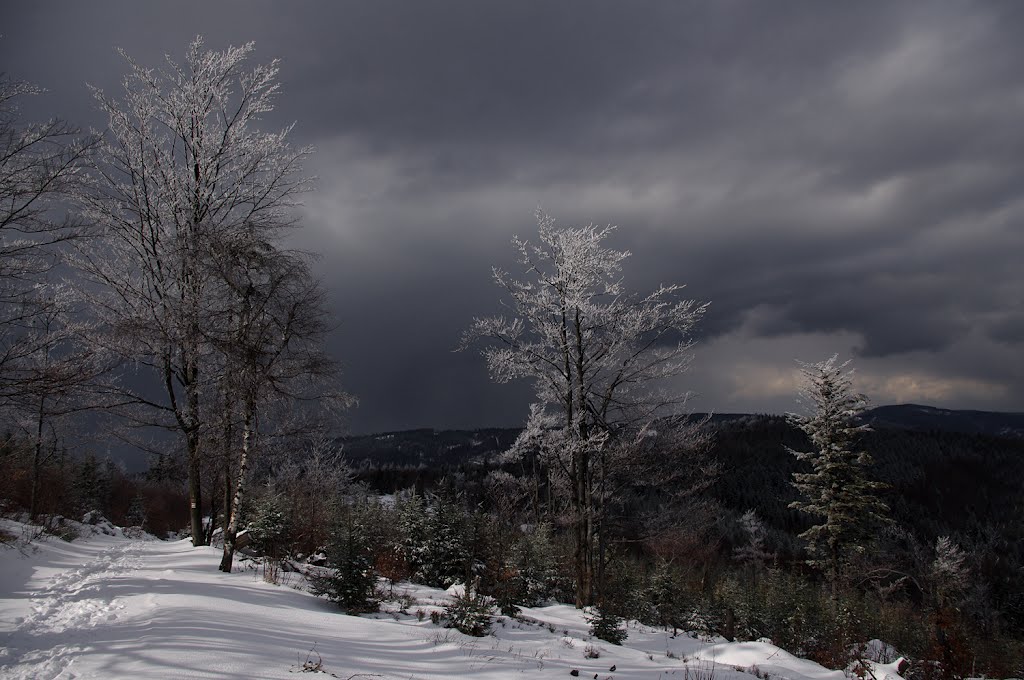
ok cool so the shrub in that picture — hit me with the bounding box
[311,508,379,613]
[588,606,627,645]
[443,584,494,637]
[246,494,290,559]
[489,564,523,617]
[646,559,687,631]
[397,493,471,588]
[512,522,560,605]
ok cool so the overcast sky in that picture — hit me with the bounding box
[4,1,1023,434]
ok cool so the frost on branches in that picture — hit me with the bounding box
[75,37,315,547]
[787,355,889,593]
[0,74,102,523]
[1,74,96,405]
[463,210,708,607]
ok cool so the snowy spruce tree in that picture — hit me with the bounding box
[734,509,774,572]
[212,246,346,574]
[588,606,628,645]
[443,580,495,637]
[645,559,686,632]
[931,535,969,610]
[312,508,379,613]
[787,355,889,595]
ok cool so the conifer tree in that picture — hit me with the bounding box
[931,535,969,610]
[734,509,774,572]
[645,559,685,632]
[313,507,379,613]
[787,355,889,594]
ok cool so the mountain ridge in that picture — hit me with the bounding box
[338,403,1024,466]
[860,403,1024,438]
[347,403,1024,440]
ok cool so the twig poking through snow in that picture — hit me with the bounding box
[291,643,383,678]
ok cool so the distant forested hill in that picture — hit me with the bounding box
[862,403,1024,439]
[340,405,1024,555]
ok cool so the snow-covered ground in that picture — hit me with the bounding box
[0,518,908,680]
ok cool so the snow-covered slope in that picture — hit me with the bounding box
[0,520,907,680]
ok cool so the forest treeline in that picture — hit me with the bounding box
[339,413,1024,551]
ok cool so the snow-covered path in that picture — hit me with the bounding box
[0,522,906,680]
[3,539,142,678]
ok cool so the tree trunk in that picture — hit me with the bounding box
[187,428,205,546]
[183,247,206,546]
[206,474,218,545]
[596,445,607,606]
[574,309,595,607]
[724,607,736,642]
[574,445,594,607]
[220,395,254,573]
[29,395,46,519]
[572,447,586,607]
[583,446,594,606]
[531,453,542,525]
[222,454,232,544]
[187,360,205,545]
[221,387,234,543]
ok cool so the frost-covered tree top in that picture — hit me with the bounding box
[788,354,870,459]
[74,35,316,385]
[464,210,709,431]
[79,35,311,267]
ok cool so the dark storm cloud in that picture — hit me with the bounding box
[989,314,1024,346]
[3,1,1022,433]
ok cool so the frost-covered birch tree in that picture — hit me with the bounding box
[208,240,350,572]
[75,37,312,546]
[787,354,889,595]
[463,210,708,606]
